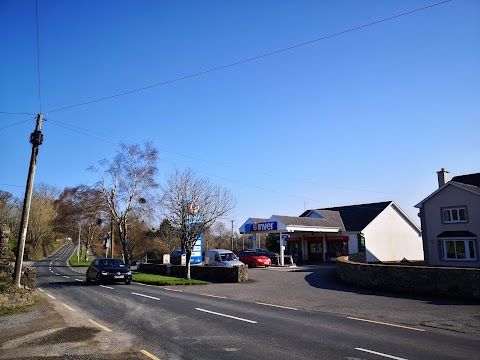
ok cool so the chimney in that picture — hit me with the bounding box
[437,168,450,188]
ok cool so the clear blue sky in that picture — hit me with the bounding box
[1,0,479,230]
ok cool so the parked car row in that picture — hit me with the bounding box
[168,248,277,268]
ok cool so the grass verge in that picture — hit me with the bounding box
[69,248,92,267]
[132,272,210,286]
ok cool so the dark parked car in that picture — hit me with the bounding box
[170,250,184,265]
[237,251,272,268]
[86,258,132,285]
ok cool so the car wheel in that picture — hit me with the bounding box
[125,279,131,285]
[95,273,102,284]
[250,261,256,268]
[86,276,91,284]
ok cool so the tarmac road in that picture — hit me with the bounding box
[2,245,479,359]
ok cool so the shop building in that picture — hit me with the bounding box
[239,201,423,264]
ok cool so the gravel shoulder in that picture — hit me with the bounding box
[0,292,138,360]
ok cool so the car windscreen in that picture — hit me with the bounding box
[99,259,125,267]
[220,253,237,261]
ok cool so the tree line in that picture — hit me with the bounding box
[1,142,242,278]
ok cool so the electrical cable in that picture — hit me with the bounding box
[46,117,398,195]
[45,0,452,115]
[0,111,37,116]
[0,117,36,131]
[35,0,42,114]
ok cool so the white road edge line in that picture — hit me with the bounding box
[100,285,114,290]
[63,276,70,279]
[75,279,83,282]
[355,348,408,360]
[132,292,160,301]
[195,308,257,324]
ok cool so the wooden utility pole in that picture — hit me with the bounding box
[13,114,43,287]
[110,218,114,258]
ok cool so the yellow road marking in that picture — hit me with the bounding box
[88,319,112,332]
[62,303,76,312]
[256,302,297,310]
[347,317,425,332]
[163,288,182,292]
[201,294,227,299]
[47,294,56,299]
[37,288,44,292]
[140,349,161,360]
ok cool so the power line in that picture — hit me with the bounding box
[35,0,42,113]
[0,117,36,131]
[47,117,398,195]
[0,111,37,116]
[45,0,452,115]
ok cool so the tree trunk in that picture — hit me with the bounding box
[185,249,192,280]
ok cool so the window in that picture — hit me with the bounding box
[442,207,467,223]
[441,239,477,260]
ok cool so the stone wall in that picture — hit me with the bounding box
[0,290,36,309]
[348,252,366,263]
[139,263,248,283]
[336,256,480,300]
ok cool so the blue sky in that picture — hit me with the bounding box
[1,0,479,230]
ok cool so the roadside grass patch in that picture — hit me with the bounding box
[69,248,92,267]
[132,272,210,286]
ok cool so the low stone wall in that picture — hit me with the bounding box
[139,263,248,283]
[0,290,36,309]
[348,252,366,263]
[336,256,480,300]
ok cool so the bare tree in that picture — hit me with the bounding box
[159,168,236,279]
[0,190,21,237]
[27,183,58,257]
[55,186,107,259]
[89,142,158,266]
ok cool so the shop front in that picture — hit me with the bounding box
[240,215,344,265]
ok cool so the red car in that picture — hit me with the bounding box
[237,251,272,268]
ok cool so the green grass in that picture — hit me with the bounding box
[132,272,210,286]
[0,282,12,294]
[69,248,92,267]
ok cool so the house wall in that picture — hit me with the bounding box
[421,185,480,268]
[363,205,423,262]
[347,234,358,254]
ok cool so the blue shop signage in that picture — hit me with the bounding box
[247,221,277,232]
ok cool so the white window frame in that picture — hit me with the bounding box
[442,207,467,224]
[440,238,477,261]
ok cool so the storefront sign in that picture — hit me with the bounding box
[247,221,277,232]
[326,236,349,241]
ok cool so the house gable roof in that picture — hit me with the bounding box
[273,212,345,231]
[415,173,480,208]
[451,173,480,188]
[303,201,392,232]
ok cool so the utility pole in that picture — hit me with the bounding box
[231,220,234,251]
[77,227,81,263]
[13,114,43,287]
[110,218,114,258]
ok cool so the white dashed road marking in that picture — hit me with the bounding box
[195,308,257,324]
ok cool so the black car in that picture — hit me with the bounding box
[86,258,132,285]
[170,249,184,265]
